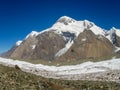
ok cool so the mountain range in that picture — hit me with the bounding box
[2,16,120,61]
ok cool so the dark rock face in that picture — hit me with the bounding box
[56,30,114,61]
[111,33,120,47]
[109,29,120,47]
[111,32,117,44]
[61,31,76,42]
[115,36,120,47]
[31,31,66,61]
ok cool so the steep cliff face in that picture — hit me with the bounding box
[109,27,120,47]
[56,30,114,61]
[2,16,120,61]
[31,31,66,61]
[116,36,120,47]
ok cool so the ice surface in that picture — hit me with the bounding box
[0,57,120,76]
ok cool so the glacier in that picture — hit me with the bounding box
[0,57,120,79]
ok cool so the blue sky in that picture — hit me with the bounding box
[0,0,120,53]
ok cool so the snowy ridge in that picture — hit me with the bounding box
[21,16,107,42]
[23,16,120,42]
[115,46,120,52]
[51,18,106,37]
[90,24,105,36]
[0,57,120,78]
[112,27,120,37]
[51,21,84,36]
[25,31,39,39]
[57,16,76,25]
[16,40,22,46]
[106,27,120,44]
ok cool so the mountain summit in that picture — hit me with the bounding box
[57,16,76,25]
[2,16,120,61]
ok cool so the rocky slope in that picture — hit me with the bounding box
[56,30,114,61]
[2,16,120,61]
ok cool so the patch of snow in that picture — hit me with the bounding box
[81,38,86,41]
[31,45,36,49]
[106,35,112,43]
[25,31,39,39]
[16,40,22,46]
[116,30,120,37]
[115,46,120,52]
[55,39,74,57]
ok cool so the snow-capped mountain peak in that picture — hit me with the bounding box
[83,20,94,29]
[111,27,117,30]
[106,27,120,45]
[52,17,106,37]
[110,27,120,32]
[57,16,76,25]
[110,27,120,37]
[110,27,116,34]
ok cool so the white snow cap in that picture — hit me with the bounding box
[52,16,106,36]
[16,40,22,46]
[25,16,106,40]
[83,20,94,28]
[110,27,117,33]
[25,31,39,39]
[24,16,120,41]
[57,16,76,25]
